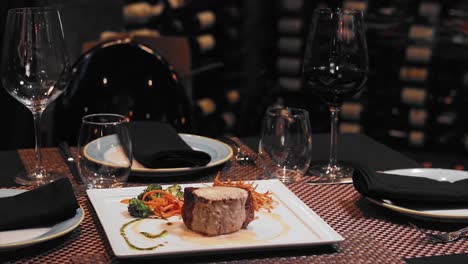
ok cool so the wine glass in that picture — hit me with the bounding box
[77,114,132,189]
[1,7,71,186]
[303,8,369,181]
[259,107,312,184]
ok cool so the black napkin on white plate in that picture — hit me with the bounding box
[0,151,26,187]
[0,178,79,231]
[128,121,211,169]
[353,166,468,205]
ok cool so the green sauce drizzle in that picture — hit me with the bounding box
[140,230,168,239]
[120,219,167,251]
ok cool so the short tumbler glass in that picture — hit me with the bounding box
[77,114,132,189]
[259,107,312,183]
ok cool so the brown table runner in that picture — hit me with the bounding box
[1,141,467,263]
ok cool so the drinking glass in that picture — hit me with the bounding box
[259,107,312,183]
[1,7,71,186]
[77,114,132,189]
[303,8,369,180]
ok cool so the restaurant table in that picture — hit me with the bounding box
[1,133,468,263]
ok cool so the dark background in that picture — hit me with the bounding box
[0,0,467,170]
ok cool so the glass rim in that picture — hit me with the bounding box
[313,8,363,16]
[8,7,58,14]
[82,113,127,125]
[266,106,309,118]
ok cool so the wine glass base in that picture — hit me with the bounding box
[307,163,354,183]
[14,171,65,187]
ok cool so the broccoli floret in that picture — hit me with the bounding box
[166,184,184,199]
[128,198,152,218]
[137,184,162,200]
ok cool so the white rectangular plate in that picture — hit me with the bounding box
[87,179,343,258]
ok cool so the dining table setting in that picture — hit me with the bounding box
[3,5,468,264]
[2,131,468,264]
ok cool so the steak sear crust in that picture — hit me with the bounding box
[182,186,255,236]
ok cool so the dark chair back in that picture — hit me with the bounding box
[53,39,193,144]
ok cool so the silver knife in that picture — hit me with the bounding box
[306,177,353,185]
[58,142,83,184]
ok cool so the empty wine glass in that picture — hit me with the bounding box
[77,114,132,189]
[303,8,369,181]
[259,107,312,183]
[1,7,71,186]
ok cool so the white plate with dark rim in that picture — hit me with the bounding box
[0,189,84,251]
[87,180,344,259]
[84,134,233,177]
[367,168,468,222]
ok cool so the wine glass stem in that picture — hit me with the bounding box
[32,111,45,173]
[329,106,340,168]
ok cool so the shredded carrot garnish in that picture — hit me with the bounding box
[121,190,183,219]
[213,173,277,212]
[120,198,131,204]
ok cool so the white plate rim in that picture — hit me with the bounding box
[0,189,85,250]
[366,168,468,221]
[84,133,233,174]
[87,179,344,258]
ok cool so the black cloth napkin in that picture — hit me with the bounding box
[128,121,211,169]
[0,178,79,231]
[0,151,26,187]
[353,166,468,205]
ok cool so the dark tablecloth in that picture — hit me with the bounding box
[2,134,467,263]
[244,133,420,171]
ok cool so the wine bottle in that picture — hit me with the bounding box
[278,77,302,92]
[277,37,303,55]
[277,18,303,35]
[193,97,226,137]
[196,97,216,115]
[166,10,216,34]
[225,89,240,105]
[123,1,165,24]
[386,128,409,148]
[343,1,368,12]
[276,57,301,76]
[222,111,237,130]
[399,66,429,82]
[387,129,429,148]
[408,108,428,128]
[432,111,458,147]
[408,130,425,147]
[191,33,216,55]
[278,0,304,13]
[339,122,362,134]
[418,1,441,24]
[222,4,241,21]
[405,45,432,63]
[341,101,363,120]
[408,24,435,43]
[401,87,428,106]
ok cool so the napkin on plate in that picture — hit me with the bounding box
[128,121,211,169]
[353,166,468,205]
[0,178,80,231]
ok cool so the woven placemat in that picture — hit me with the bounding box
[3,143,466,263]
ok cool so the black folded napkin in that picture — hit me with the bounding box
[128,121,211,169]
[0,178,79,231]
[0,151,26,187]
[353,166,468,205]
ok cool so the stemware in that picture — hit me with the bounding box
[259,107,312,183]
[77,114,132,189]
[1,7,71,186]
[303,8,369,180]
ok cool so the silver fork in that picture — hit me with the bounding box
[410,223,468,243]
[220,137,256,166]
